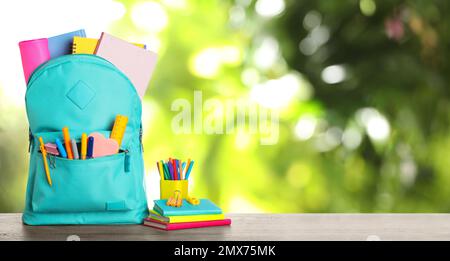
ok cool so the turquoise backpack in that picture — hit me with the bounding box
[22,54,148,225]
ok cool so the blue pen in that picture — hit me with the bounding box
[185,160,194,180]
[55,138,67,158]
[86,136,94,159]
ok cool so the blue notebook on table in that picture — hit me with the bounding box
[153,199,222,216]
[48,29,86,58]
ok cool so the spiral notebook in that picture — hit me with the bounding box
[72,36,146,54]
[94,33,158,99]
[48,29,86,58]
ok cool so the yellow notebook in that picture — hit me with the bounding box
[72,36,146,54]
[148,210,225,223]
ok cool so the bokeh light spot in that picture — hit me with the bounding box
[303,10,322,30]
[253,36,279,70]
[294,115,317,140]
[360,0,376,16]
[250,72,308,108]
[255,0,285,18]
[321,65,346,84]
[342,127,362,150]
[131,2,168,33]
[367,115,390,142]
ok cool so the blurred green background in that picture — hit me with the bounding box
[0,0,449,213]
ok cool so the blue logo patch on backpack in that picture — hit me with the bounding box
[22,54,148,225]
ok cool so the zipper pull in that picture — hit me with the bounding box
[139,125,144,152]
[124,150,130,173]
[28,129,33,153]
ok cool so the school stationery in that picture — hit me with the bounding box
[55,138,67,158]
[187,196,200,205]
[23,44,148,226]
[44,143,59,156]
[176,159,181,179]
[172,159,178,180]
[71,139,79,160]
[185,159,191,178]
[18,38,51,83]
[94,32,158,99]
[148,210,225,224]
[185,160,194,180]
[166,190,183,207]
[47,29,86,58]
[162,160,170,180]
[88,132,119,158]
[153,199,222,216]
[157,161,164,180]
[62,127,74,159]
[181,162,186,180]
[38,137,52,186]
[72,36,146,54]
[110,114,128,149]
[158,158,196,199]
[160,179,188,200]
[143,218,231,231]
[81,133,87,160]
[168,162,174,180]
[86,136,94,159]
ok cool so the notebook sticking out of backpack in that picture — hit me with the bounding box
[72,36,146,55]
[95,32,158,99]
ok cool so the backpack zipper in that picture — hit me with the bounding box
[28,129,33,153]
[47,149,130,171]
[139,124,144,152]
[26,54,141,100]
[27,54,116,88]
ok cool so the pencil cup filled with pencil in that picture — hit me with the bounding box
[157,158,195,202]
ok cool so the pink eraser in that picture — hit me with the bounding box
[44,143,59,155]
[88,132,119,158]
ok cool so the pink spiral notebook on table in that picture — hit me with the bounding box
[143,218,232,231]
[94,33,158,99]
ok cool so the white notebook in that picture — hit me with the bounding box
[94,33,158,99]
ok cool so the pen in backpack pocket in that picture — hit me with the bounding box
[86,136,94,159]
[55,138,67,158]
[81,133,87,160]
[38,137,52,186]
[62,127,74,159]
[71,139,79,160]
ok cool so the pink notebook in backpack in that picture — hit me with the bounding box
[95,33,158,99]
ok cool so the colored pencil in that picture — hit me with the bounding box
[172,159,178,180]
[185,160,194,180]
[157,161,164,180]
[168,162,174,180]
[181,162,186,180]
[185,159,191,180]
[161,160,169,180]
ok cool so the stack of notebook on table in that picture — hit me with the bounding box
[144,199,231,231]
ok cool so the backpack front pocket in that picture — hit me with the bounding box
[31,151,137,213]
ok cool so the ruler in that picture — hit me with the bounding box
[110,115,128,148]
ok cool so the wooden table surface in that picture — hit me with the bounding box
[1,213,450,241]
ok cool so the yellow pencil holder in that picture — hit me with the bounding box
[160,180,188,200]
